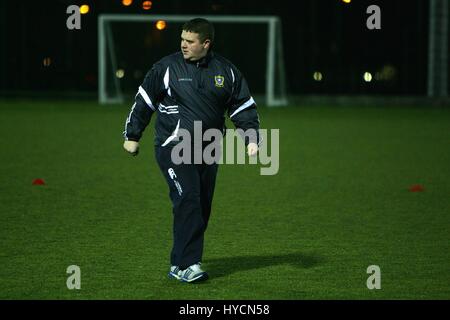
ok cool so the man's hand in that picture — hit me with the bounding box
[247,142,258,157]
[123,140,139,156]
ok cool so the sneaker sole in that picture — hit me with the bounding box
[181,272,209,283]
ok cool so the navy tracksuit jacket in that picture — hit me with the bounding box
[123,50,260,269]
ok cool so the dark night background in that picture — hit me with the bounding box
[0,0,435,97]
[1,1,450,302]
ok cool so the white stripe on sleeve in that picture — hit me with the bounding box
[164,67,172,96]
[230,97,255,118]
[138,86,155,111]
[123,102,137,139]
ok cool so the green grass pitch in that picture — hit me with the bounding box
[0,100,449,299]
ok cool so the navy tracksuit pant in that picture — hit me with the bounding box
[155,145,218,269]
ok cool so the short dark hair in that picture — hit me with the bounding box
[182,18,215,44]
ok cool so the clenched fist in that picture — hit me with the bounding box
[123,140,139,156]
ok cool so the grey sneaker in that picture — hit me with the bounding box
[168,266,182,280]
[179,263,208,283]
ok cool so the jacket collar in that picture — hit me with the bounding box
[186,50,214,68]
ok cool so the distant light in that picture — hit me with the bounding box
[116,69,125,79]
[363,72,373,82]
[122,0,133,6]
[142,1,152,10]
[156,20,166,30]
[43,57,51,67]
[80,4,89,14]
[342,0,352,4]
[313,71,323,81]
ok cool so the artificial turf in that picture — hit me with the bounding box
[0,100,449,299]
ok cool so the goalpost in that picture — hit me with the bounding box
[98,14,288,106]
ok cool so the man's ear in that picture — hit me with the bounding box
[203,39,211,50]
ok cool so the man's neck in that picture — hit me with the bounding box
[186,50,212,67]
[190,51,208,62]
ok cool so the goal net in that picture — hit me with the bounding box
[98,15,288,106]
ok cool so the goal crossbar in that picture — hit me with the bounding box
[98,14,288,106]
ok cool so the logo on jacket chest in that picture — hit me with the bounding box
[214,75,225,88]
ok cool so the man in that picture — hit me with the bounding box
[123,18,260,283]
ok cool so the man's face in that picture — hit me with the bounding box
[180,30,210,61]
